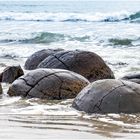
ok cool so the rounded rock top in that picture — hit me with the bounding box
[8,68,89,99]
[24,49,63,70]
[0,65,24,84]
[38,50,114,82]
[72,79,140,114]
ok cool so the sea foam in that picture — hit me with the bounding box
[0,11,139,23]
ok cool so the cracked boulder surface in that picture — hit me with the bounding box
[24,48,64,70]
[72,79,140,113]
[38,50,114,82]
[7,68,89,99]
[0,65,24,84]
[121,73,140,84]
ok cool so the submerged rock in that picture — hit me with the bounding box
[0,65,24,83]
[8,69,89,99]
[24,48,63,70]
[121,73,140,84]
[38,50,114,82]
[72,79,140,113]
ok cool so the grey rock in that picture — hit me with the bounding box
[8,69,89,99]
[121,73,140,84]
[0,65,24,83]
[38,50,114,82]
[24,49,63,70]
[0,84,2,94]
[72,79,140,113]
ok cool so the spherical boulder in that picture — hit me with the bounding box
[0,65,24,84]
[72,79,140,113]
[8,69,89,99]
[24,48,63,70]
[121,73,140,84]
[38,50,114,82]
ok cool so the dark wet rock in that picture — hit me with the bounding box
[121,73,140,84]
[38,50,114,82]
[72,79,140,113]
[0,65,24,83]
[0,85,1,93]
[24,49,63,70]
[0,73,2,82]
[7,69,89,99]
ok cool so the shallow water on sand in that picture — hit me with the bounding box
[1,93,140,139]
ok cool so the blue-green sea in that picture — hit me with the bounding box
[0,0,140,139]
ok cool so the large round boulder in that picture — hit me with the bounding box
[72,79,140,113]
[38,50,114,82]
[0,65,24,83]
[121,73,140,84]
[24,48,63,70]
[8,69,89,99]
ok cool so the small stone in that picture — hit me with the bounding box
[0,65,24,83]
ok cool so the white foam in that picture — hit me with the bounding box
[0,96,21,106]
[11,104,81,116]
[98,117,133,127]
[0,11,130,22]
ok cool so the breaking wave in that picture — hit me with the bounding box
[0,32,91,44]
[129,11,140,23]
[108,37,140,46]
[0,11,139,23]
[0,32,140,46]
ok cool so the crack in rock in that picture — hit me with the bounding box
[22,71,63,97]
[53,55,70,70]
[55,51,72,59]
[22,70,84,98]
[121,80,140,96]
[20,78,34,88]
[9,69,89,99]
[92,84,125,113]
[51,50,80,70]
[38,51,71,68]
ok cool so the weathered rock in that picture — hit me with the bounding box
[38,50,114,82]
[8,69,89,99]
[0,65,24,83]
[72,79,140,113]
[24,49,63,70]
[121,73,140,84]
[0,84,2,94]
[0,73,2,82]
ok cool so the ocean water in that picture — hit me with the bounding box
[0,0,140,139]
